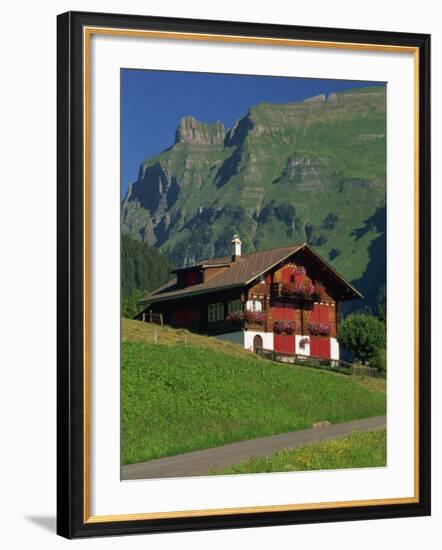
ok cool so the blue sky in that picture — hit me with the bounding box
[121,69,383,197]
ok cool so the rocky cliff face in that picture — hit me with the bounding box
[122,86,387,311]
[174,116,226,145]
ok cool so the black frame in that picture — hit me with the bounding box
[57,11,431,539]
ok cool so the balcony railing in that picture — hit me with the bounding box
[226,311,266,331]
[271,282,324,301]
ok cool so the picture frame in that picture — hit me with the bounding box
[57,10,431,539]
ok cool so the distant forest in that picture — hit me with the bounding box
[121,234,174,317]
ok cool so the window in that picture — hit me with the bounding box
[208,303,224,322]
[228,299,243,314]
[246,299,262,312]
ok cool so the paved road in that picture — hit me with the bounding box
[122,415,386,480]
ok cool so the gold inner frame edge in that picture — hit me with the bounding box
[82,26,421,524]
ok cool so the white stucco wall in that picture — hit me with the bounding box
[295,335,310,356]
[243,330,274,352]
[217,331,339,359]
[330,337,340,360]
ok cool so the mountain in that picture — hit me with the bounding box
[122,86,386,311]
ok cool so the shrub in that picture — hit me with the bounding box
[323,213,339,230]
[329,248,341,261]
[122,289,146,319]
[310,234,328,246]
[338,314,386,364]
[370,347,387,373]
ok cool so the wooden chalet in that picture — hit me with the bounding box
[137,236,362,359]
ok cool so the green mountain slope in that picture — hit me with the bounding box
[122,86,386,311]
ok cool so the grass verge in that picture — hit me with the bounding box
[213,430,386,475]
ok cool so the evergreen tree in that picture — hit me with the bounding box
[121,234,174,317]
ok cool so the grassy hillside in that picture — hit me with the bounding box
[122,320,386,465]
[214,429,386,475]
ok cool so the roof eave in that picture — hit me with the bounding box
[138,282,244,305]
[171,262,231,274]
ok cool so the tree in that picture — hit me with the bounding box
[375,284,387,323]
[338,314,386,364]
[329,248,341,261]
[121,234,174,299]
[370,347,387,373]
[121,235,175,319]
[322,212,339,230]
[121,289,146,319]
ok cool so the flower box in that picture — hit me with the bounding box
[226,312,244,323]
[281,282,315,299]
[308,323,332,336]
[273,320,300,334]
[245,311,265,325]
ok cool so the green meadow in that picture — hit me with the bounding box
[122,320,386,466]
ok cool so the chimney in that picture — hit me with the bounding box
[231,234,242,261]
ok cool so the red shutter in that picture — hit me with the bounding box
[310,304,319,323]
[311,303,329,323]
[310,336,319,356]
[310,336,330,358]
[319,304,329,323]
[319,338,331,359]
[265,273,272,285]
[274,334,295,353]
[272,301,285,319]
[284,335,295,353]
[284,303,294,320]
[274,333,285,352]
[273,301,294,320]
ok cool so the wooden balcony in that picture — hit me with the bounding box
[271,282,323,302]
[244,320,266,332]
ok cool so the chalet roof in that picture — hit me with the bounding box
[139,243,362,305]
[170,256,232,273]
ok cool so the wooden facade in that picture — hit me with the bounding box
[139,243,361,360]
